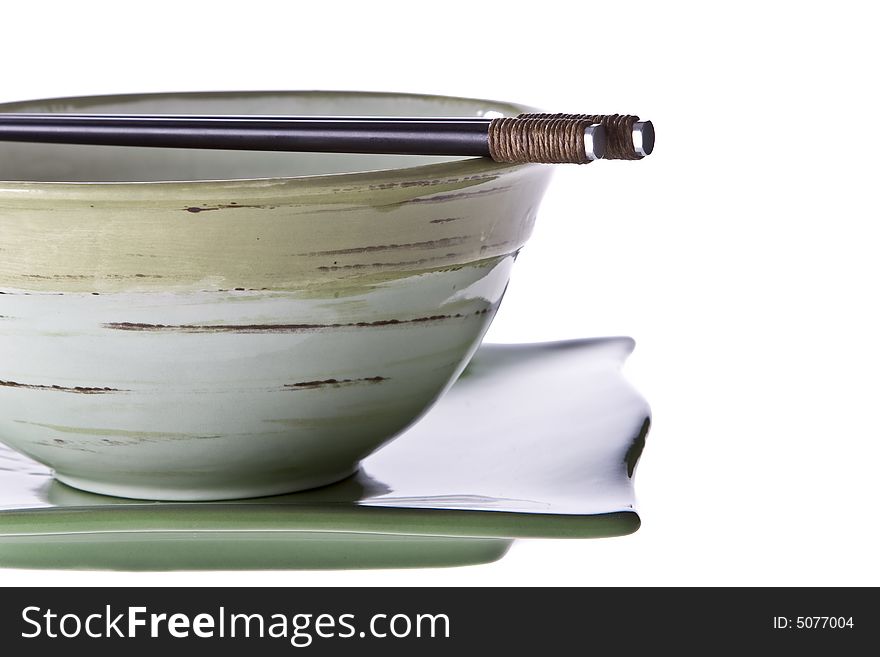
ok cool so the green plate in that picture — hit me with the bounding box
[0,339,649,570]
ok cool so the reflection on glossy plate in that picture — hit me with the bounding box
[0,338,650,570]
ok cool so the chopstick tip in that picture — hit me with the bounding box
[633,121,654,157]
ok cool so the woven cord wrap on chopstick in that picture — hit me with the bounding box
[518,113,643,160]
[487,116,599,164]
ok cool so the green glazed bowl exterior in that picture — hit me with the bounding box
[0,91,552,500]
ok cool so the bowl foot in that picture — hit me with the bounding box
[53,468,358,502]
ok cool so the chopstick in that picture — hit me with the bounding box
[0,113,653,164]
[1,113,498,122]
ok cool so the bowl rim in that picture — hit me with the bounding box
[0,90,540,194]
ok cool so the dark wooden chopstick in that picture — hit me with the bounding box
[0,113,495,123]
[0,113,653,163]
[0,114,495,157]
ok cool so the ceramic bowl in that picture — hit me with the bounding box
[0,91,552,500]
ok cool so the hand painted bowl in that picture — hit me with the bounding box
[0,91,552,500]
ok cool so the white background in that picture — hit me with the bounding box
[2,1,878,586]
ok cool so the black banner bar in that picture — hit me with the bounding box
[0,588,872,654]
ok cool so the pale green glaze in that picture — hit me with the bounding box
[0,92,548,293]
[0,92,553,500]
[0,532,513,571]
[0,339,648,570]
